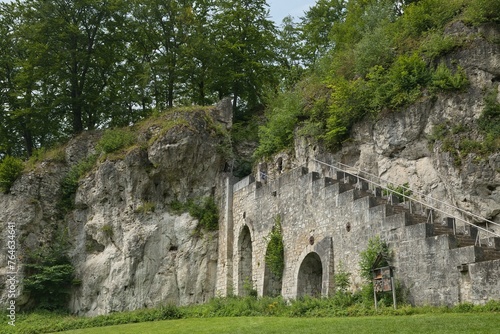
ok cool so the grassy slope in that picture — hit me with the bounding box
[59,314,500,334]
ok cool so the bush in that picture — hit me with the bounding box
[359,236,389,282]
[254,91,302,159]
[265,216,285,279]
[463,0,500,24]
[170,197,219,231]
[0,155,24,193]
[23,234,75,311]
[96,128,136,154]
[59,154,98,212]
[431,62,468,91]
[478,88,500,137]
[383,182,413,202]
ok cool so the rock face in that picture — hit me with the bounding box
[290,22,500,230]
[0,106,230,316]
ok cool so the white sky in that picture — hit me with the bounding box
[268,0,316,23]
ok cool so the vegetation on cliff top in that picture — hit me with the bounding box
[255,0,500,159]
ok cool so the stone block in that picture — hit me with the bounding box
[404,223,433,241]
[384,212,410,230]
[233,175,255,192]
[449,246,480,265]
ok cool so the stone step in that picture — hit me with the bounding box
[481,248,500,261]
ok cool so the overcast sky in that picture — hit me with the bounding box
[268,0,316,23]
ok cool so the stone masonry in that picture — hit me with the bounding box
[216,165,500,306]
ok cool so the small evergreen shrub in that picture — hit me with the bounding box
[0,155,24,193]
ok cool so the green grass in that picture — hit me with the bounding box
[59,314,500,334]
[2,298,500,333]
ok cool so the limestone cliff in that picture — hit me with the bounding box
[0,102,231,316]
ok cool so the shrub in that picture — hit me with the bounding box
[420,32,460,60]
[170,197,219,231]
[384,53,431,109]
[96,128,136,154]
[134,201,156,214]
[254,91,302,159]
[59,154,98,212]
[463,0,500,24]
[265,216,285,280]
[0,155,24,193]
[324,77,371,146]
[478,88,500,137]
[383,182,413,202]
[23,233,75,311]
[359,236,389,282]
[100,224,114,239]
[430,62,468,91]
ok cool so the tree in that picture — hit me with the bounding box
[275,15,305,90]
[26,0,129,134]
[0,0,59,157]
[299,0,346,66]
[131,0,195,109]
[211,0,278,118]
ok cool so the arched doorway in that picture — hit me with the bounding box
[238,225,253,296]
[297,252,322,297]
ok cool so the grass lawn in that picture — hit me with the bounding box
[60,314,500,334]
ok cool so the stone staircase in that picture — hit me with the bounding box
[329,170,500,263]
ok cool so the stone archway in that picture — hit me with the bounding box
[238,225,253,296]
[297,252,323,298]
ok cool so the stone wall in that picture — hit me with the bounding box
[217,166,500,306]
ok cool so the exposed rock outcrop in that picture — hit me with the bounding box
[0,105,231,316]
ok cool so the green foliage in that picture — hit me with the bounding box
[170,197,219,232]
[254,91,302,159]
[382,53,431,109]
[96,128,136,154]
[478,88,500,137]
[25,146,67,170]
[23,232,75,311]
[59,154,98,212]
[3,296,500,333]
[265,216,285,280]
[325,77,371,146]
[463,0,500,24]
[430,62,469,91]
[359,236,389,282]
[420,32,461,60]
[333,263,351,293]
[0,155,24,193]
[395,0,466,44]
[383,182,413,202]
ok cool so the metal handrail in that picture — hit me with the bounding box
[310,158,500,242]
